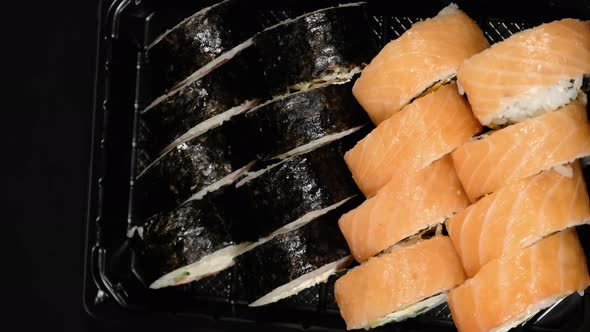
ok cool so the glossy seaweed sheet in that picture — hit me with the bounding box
[220,131,365,242]
[230,77,371,160]
[252,3,373,96]
[235,199,359,304]
[147,0,264,93]
[147,0,358,96]
[140,46,266,164]
[136,120,255,220]
[136,195,234,285]
[139,3,373,166]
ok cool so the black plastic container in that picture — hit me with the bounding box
[84,0,590,330]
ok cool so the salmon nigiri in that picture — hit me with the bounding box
[446,162,590,277]
[458,19,590,127]
[345,82,482,197]
[339,155,470,262]
[335,236,466,330]
[448,230,590,332]
[353,4,488,125]
[452,100,590,202]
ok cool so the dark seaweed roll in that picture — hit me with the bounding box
[148,0,263,95]
[254,3,373,97]
[234,77,371,160]
[136,121,255,220]
[235,199,359,306]
[226,131,364,241]
[140,46,267,164]
[147,0,356,98]
[138,196,249,289]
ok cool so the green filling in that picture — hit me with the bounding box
[174,271,190,283]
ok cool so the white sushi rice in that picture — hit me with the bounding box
[366,293,448,329]
[249,255,353,307]
[551,163,574,178]
[273,125,366,160]
[182,161,256,204]
[490,293,576,332]
[484,76,583,126]
[437,3,459,17]
[160,99,260,155]
[150,242,251,289]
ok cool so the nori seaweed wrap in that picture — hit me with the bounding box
[137,194,249,289]
[253,3,373,96]
[231,77,371,160]
[140,3,372,166]
[222,131,365,242]
[147,0,357,97]
[136,120,255,220]
[140,46,267,164]
[235,199,358,306]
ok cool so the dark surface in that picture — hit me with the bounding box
[235,200,356,303]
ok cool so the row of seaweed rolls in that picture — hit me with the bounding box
[445,18,590,332]
[135,1,380,307]
[333,4,488,330]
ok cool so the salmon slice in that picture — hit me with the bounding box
[352,4,488,125]
[345,82,482,198]
[448,230,590,332]
[446,162,590,277]
[452,101,590,202]
[339,155,470,262]
[457,19,590,127]
[335,236,466,330]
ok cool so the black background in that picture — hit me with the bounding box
[8,0,107,330]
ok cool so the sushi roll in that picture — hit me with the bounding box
[234,77,371,161]
[140,46,266,163]
[253,2,373,97]
[137,195,250,289]
[352,3,489,125]
[235,200,358,307]
[147,0,358,98]
[339,155,470,263]
[448,230,590,332]
[335,235,466,330]
[446,162,590,277]
[147,0,254,95]
[136,120,255,220]
[452,100,590,202]
[457,19,590,127]
[141,3,373,164]
[226,131,363,242]
[345,83,482,198]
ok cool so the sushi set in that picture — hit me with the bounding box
[84,0,590,331]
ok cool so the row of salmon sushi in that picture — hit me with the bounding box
[333,3,590,331]
[134,2,376,307]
